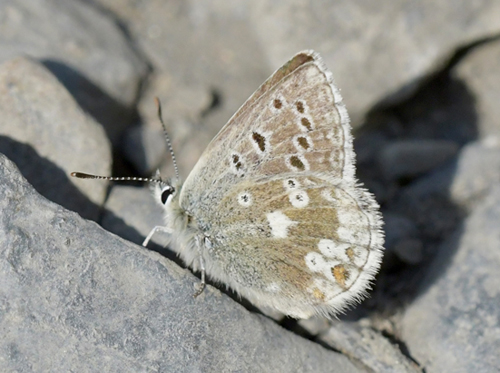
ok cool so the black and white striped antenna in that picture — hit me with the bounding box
[70,172,164,184]
[155,97,179,181]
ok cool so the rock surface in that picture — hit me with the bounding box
[320,321,421,373]
[401,186,500,372]
[96,0,500,128]
[122,125,167,175]
[0,57,111,221]
[453,39,500,138]
[101,184,168,249]
[377,140,458,180]
[0,0,148,142]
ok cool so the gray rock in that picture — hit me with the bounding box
[378,140,459,180]
[101,185,168,248]
[0,0,148,142]
[449,139,500,210]
[401,186,500,372]
[403,140,500,212]
[89,0,500,180]
[0,57,111,221]
[138,75,213,126]
[389,139,500,242]
[88,0,500,184]
[122,125,167,175]
[247,0,500,124]
[98,0,269,167]
[136,79,214,179]
[319,321,421,373]
[298,316,332,336]
[155,118,214,181]
[383,213,423,265]
[392,238,424,266]
[383,213,419,250]
[95,0,500,125]
[0,154,363,373]
[354,131,390,167]
[453,39,500,138]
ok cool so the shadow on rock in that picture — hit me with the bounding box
[0,137,176,261]
[355,61,479,314]
[41,59,140,147]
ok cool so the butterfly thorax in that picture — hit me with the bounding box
[154,179,214,273]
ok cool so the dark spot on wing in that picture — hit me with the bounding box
[301,117,312,131]
[290,155,305,170]
[297,136,310,150]
[252,132,266,152]
[296,101,305,113]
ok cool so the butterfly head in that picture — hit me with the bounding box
[158,183,176,205]
[151,171,182,211]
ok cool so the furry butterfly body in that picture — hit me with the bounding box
[151,51,384,318]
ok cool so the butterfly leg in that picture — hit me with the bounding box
[192,236,206,298]
[142,226,173,247]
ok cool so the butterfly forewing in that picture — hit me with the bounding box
[181,52,354,211]
[178,51,383,317]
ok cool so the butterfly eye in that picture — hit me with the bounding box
[160,186,175,205]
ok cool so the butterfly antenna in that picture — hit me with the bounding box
[71,172,163,184]
[155,97,180,181]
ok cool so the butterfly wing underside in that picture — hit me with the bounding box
[179,51,384,318]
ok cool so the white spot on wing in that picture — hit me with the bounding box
[318,239,352,261]
[289,190,309,208]
[305,251,342,283]
[305,252,325,272]
[267,211,297,238]
[337,226,371,247]
[237,191,252,207]
[229,151,245,176]
[310,278,342,300]
[318,239,337,257]
[337,207,364,227]
[350,245,369,267]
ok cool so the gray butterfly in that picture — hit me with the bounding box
[73,51,384,319]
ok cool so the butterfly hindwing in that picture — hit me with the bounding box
[211,173,382,317]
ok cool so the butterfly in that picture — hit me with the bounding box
[73,51,384,319]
